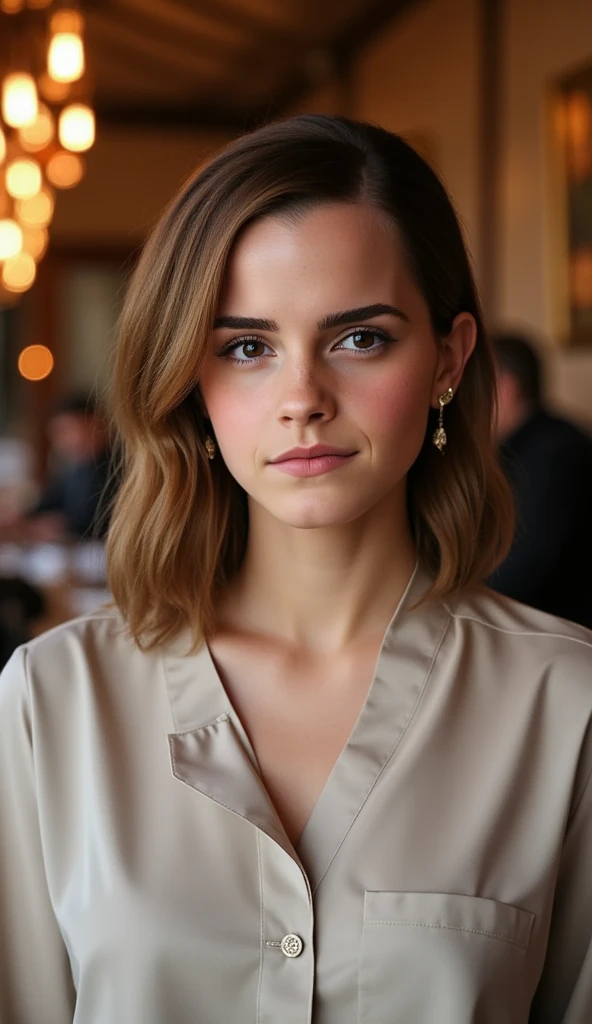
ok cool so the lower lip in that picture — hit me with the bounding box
[271,453,357,477]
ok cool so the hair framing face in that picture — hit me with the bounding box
[106,115,514,650]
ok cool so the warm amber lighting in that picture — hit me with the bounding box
[0,187,11,217]
[0,0,25,12]
[59,103,95,152]
[0,219,23,259]
[46,150,84,188]
[2,252,37,292]
[2,73,38,128]
[21,226,49,261]
[48,33,85,83]
[18,344,54,380]
[28,0,53,8]
[0,127,5,166]
[15,187,55,228]
[37,71,71,103]
[19,103,54,152]
[50,9,84,33]
[5,158,42,199]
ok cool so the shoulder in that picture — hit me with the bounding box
[444,585,592,699]
[448,585,592,643]
[537,412,592,460]
[0,605,154,711]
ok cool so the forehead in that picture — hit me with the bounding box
[218,203,419,317]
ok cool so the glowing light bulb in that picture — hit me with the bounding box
[16,187,55,228]
[3,252,37,292]
[48,33,85,83]
[19,103,54,152]
[5,159,42,199]
[0,219,23,259]
[18,344,54,380]
[46,151,84,188]
[2,73,38,128]
[59,103,95,152]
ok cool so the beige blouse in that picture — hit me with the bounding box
[1,565,592,1023]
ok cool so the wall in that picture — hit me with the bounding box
[51,126,230,243]
[351,0,482,280]
[499,0,592,424]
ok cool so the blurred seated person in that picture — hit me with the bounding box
[487,332,592,628]
[0,576,46,669]
[0,394,115,544]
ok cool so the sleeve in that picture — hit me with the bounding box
[0,647,75,1023]
[529,760,592,1022]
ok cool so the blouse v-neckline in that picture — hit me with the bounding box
[163,563,451,892]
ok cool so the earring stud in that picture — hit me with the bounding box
[432,387,454,453]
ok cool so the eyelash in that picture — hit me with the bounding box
[217,327,396,365]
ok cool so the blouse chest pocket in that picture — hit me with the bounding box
[359,891,534,1024]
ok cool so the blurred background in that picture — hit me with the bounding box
[0,0,591,658]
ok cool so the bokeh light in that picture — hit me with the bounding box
[19,103,54,152]
[5,158,42,199]
[18,344,54,380]
[16,187,55,228]
[46,151,84,188]
[2,252,37,292]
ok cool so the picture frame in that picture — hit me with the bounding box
[549,61,592,346]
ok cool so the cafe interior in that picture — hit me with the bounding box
[0,0,591,659]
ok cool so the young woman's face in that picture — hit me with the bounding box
[199,202,472,529]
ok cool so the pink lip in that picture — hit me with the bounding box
[269,445,358,478]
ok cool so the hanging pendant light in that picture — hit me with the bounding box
[1,2,96,305]
[5,158,43,199]
[59,103,95,152]
[0,218,23,259]
[48,12,85,84]
[2,72,38,128]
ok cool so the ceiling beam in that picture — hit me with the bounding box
[94,0,424,131]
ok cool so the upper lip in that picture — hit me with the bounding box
[270,444,357,464]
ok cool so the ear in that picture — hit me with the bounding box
[430,312,477,407]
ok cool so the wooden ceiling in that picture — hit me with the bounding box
[81,0,419,131]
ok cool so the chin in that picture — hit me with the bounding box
[264,494,373,530]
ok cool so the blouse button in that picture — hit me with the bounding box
[280,933,303,958]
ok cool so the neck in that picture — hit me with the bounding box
[219,490,417,652]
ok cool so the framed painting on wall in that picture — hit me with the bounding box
[551,62,592,346]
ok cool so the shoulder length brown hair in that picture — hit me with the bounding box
[107,114,513,650]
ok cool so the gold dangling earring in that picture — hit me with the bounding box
[432,387,454,453]
[204,436,216,461]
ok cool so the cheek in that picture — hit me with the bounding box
[347,371,431,442]
[204,384,265,452]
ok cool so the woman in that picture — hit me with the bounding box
[1,115,591,1024]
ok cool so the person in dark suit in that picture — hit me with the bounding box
[487,332,592,628]
[0,394,116,543]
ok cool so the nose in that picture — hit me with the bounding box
[275,361,337,427]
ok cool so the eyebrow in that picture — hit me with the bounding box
[213,304,409,332]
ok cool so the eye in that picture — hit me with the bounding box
[334,328,394,354]
[218,337,274,363]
